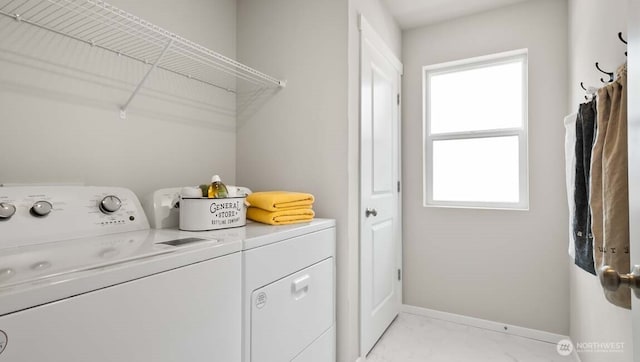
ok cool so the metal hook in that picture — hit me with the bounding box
[581,82,590,100]
[619,32,628,56]
[595,62,614,83]
[618,32,627,44]
[580,82,597,100]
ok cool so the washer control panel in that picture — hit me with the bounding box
[0,186,149,249]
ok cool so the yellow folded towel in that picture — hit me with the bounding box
[247,207,315,225]
[246,191,315,212]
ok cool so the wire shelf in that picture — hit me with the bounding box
[0,0,286,118]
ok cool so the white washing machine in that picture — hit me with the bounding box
[148,188,337,362]
[0,186,243,362]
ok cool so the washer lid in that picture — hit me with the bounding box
[0,229,229,290]
[0,229,241,316]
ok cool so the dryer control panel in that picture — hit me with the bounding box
[0,186,149,249]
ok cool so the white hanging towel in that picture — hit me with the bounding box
[564,112,577,259]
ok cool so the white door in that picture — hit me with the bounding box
[629,1,640,359]
[359,16,403,356]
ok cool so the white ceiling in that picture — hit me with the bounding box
[383,0,533,29]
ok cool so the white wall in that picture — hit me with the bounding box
[567,1,632,361]
[0,0,237,197]
[235,0,351,360]
[402,0,570,335]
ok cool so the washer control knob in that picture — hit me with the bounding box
[100,195,122,214]
[31,200,53,217]
[0,203,16,219]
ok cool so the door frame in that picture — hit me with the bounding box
[628,0,640,357]
[358,14,403,358]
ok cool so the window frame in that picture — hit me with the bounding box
[422,49,529,210]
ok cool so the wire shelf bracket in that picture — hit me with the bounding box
[119,38,173,119]
[0,0,287,119]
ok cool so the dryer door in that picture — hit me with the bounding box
[250,257,334,362]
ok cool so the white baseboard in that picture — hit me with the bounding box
[401,304,568,344]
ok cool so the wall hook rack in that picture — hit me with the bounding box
[0,0,287,120]
[595,62,614,83]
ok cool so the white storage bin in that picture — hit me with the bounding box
[179,196,247,231]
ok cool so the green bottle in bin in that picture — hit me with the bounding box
[207,175,228,198]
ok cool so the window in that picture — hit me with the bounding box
[423,50,528,209]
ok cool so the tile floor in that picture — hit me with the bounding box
[366,313,579,362]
